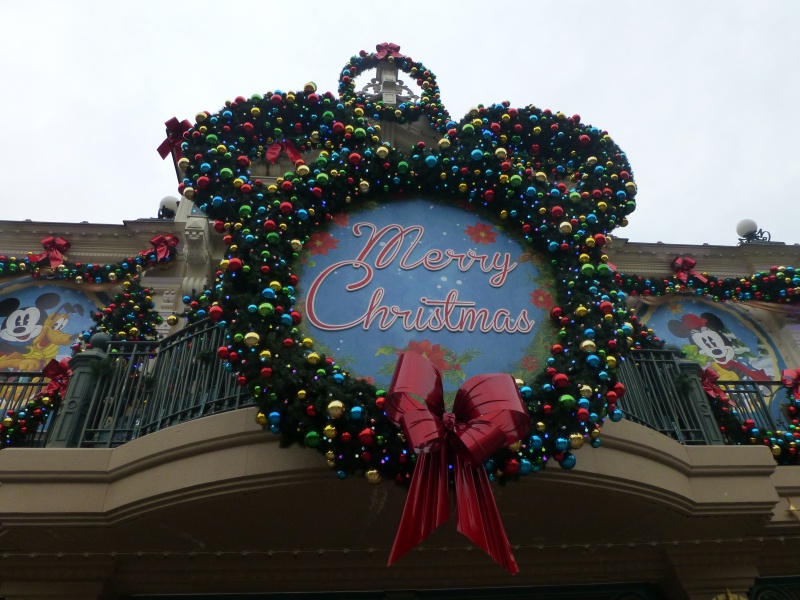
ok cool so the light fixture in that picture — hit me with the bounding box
[736,219,771,245]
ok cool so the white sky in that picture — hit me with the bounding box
[1,1,798,247]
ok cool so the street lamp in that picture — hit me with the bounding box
[736,219,771,245]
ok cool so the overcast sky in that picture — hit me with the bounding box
[2,1,798,248]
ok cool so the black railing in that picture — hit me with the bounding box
[618,349,785,446]
[0,372,56,447]
[78,319,254,448]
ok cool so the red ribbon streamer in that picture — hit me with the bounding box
[29,236,70,269]
[673,256,708,284]
[140,234,179,262]
[385,351,530,574]
[374,42,404,60]
[782,368,800,401]
[266,140,302,165]
[157,117,192,160]
[42,358,72,396]
[700,368,727,403]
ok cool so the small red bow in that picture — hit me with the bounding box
[157,117,192,159]
[374,42,404,60]
[701,368,727,403]
[673,257,708,284]
[140,234,179,262]
[385,351,530,574]
[265,140,302,165]
[30,236,70,269]
[782,368,800,401]
[42,358,72,397]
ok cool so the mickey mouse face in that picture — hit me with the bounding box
[0,306,42,343]
[690,327,734,363]
[0,293,61,344]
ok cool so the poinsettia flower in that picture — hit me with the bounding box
[464,222,497,245]
[520,356,539,372]
[307,231,339,256]
[406,339,451,371]
[332,213,350,227]
[529,289,554,310]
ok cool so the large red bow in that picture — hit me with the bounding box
[374,42,404,60]
[782,368,800,401]
[140,234,179,262]
[157,117,192,160]
[385,351,530,574]
[29,236,70,269]
[266,140,302,165]
[700,368,727,403]
[673,256,707,284]
[42,358,72,397]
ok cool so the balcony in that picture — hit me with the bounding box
[0,327,793,458]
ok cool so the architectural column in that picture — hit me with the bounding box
[46,335,109,448]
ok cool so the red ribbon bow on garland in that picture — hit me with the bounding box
[700,367,727,403]
[385,351,530,574]
[672,256,708,284]
[140,234,179,262]
[29,236,70,269]
[157,117,192,160]
[42,358,72,397]
[374,42,404,60]
[782,368,800,401]
[265,140,302,165]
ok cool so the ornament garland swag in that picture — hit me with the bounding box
[172,42,800,492]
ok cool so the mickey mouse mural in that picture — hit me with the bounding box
[0,280,101,372]
[639,298,788,422]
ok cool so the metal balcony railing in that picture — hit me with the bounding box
[0,372,56,447]
[0,338,789,453]
[78,319,254,448]
[617,349,785,446]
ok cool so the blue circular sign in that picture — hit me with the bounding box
[299,200,553,391]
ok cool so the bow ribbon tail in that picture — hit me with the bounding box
[387,446,450,567]
[454,458,519,574]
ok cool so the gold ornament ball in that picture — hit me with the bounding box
[606,356,618,369]
[580,340,597,353]
[508,441,522,452]
[580,384,593,398]
[569,433,584,449]
[302,337,314,348]
[590,429,601,439]
[559,221,573,234]
[772,445,782,456]
[365,469,382,485]
[41,396,51,406]
[536,421,546,432]
[75,276,83,284]
[494,147,507,160]
[3,417,13,427]
[323,424,337,439]
[128,327,139,337]
[326,450,336,460]
[327,460,336,468]
[244,332,260,347]
[167,314,178,326]
[327,400,344,419]
[259,350,272,361]
[376,146,389,159]
[438,138,450,150]
[306,352,320,365]
[118,331,127,339]
[256,412,267,426]
[575,305,588,318]
[290,239,303,251]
